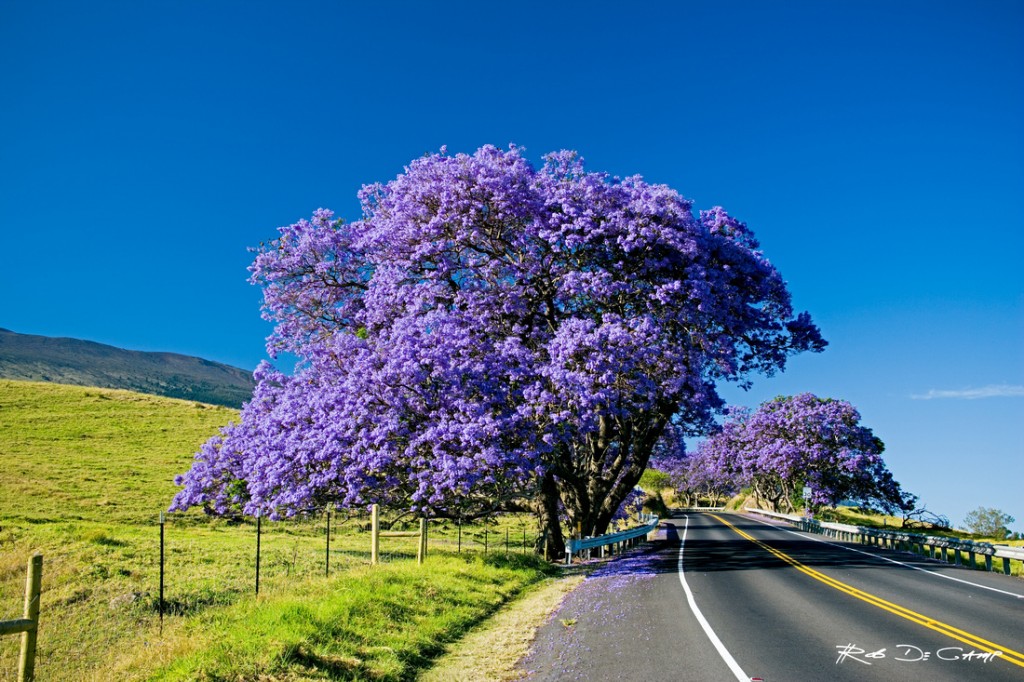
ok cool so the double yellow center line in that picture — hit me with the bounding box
[710,513,1024,669]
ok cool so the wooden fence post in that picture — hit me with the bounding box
[325,510,331,577]
[371,504,380,565]
[19,554,42,682]
[417,518,427,565]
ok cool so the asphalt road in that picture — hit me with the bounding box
[519,511,1024,681]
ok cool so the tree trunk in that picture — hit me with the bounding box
[536,470,565,560]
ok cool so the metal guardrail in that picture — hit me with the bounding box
[673,507,726,513]
[746,508,1024,575]
[566,513,660,565]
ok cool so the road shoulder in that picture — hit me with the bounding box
[418,570,589,681]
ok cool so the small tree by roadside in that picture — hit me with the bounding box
[962,507,1016,539]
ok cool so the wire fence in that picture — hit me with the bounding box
[152,511,543,602]
[0,509,542,681]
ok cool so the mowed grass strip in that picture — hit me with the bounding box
[122,554,554,681]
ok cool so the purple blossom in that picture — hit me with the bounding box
[171,145,825,555]
[691,394,914,514]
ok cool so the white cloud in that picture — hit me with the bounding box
[911,384,1024,400]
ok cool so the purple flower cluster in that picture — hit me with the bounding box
[610,487,647,524]
[171,145,824,547]
[689,394,914,514]
[649,435,740,508]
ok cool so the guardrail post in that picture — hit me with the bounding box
[1002,557,1011,575]
[19,554,43,682]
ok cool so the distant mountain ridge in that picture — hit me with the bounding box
[0,328,255,408]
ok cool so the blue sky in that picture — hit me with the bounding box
[2,1,1021,530]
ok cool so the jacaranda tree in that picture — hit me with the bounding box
[694,393,914,514]
[649,421,739,507]
[171,145,825,557]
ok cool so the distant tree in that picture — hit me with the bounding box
[638,467,672,494]
[962,507,1015,539]
[694,394,915,514]
[170,145,825,558]
[651,441,740,508]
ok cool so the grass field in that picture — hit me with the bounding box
[0,380,555,681]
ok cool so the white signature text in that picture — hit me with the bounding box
[836,643,1004,665]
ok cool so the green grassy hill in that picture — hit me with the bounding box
[0,379,237,527]
[0,380,551,681]
[0,380,240,679]
[0,328,255,408]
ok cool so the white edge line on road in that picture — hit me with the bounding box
[678,514,750,682]
[744,513,1024,600]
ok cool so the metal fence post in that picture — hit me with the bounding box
[255,512,262,595]
[159,512,165,636]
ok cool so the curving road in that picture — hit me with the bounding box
[519,511,1024,681]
